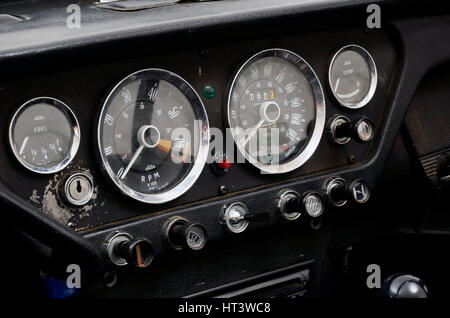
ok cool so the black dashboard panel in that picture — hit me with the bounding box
[0,26,396,230]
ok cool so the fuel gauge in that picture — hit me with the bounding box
[9,97,80,174]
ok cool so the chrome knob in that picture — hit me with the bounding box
[220,202,250,233]
[383,274,429,298]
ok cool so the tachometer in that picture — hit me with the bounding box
[227,49,325,174]
[97,69,209,204]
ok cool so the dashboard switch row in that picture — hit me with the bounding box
[221,190,325,235]
[105,217,208,267]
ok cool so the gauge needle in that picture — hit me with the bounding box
[244,119,265,145]
[120,145,144,180]
[334,78,340,93]
[336,88,360,99]
[19,136,29,155]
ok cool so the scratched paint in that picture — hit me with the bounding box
[28,165,99,229]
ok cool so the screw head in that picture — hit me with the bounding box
[348,155,356,164]
[219,185,228,195]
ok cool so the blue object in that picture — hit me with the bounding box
[42,275,79,298]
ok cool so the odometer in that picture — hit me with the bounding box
[227,49,325,174]
[97,69,209,204]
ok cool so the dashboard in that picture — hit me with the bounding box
[2,27,394,230]
[1,0,450,299]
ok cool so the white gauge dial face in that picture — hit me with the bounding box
[328,45,377,109]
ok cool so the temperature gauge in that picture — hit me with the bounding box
[328,45,377,109]
[9,97,80,174]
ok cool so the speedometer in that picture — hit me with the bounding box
[227,49,325,174]
[97,69,209,204]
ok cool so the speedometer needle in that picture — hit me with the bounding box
[244,118,265,145]
[120,145,144,180]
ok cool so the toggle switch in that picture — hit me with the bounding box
[220,202,271,234]
[220,202,249,233]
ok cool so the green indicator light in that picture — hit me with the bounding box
[203,85,215,99]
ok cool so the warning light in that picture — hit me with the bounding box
[218,158,231,170]
[203,85,216,99]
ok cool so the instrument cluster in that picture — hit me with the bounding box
[8,44,378,207]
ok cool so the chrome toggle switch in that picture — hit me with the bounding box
[220,202,250,234]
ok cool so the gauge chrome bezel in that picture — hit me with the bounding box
[97,68,210,204]
[328,44,378,109]
[8,97,81,174]
[227,48,326,174]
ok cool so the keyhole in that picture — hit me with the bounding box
[76,180,82,193]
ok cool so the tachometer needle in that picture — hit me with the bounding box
[120,144,144,180]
